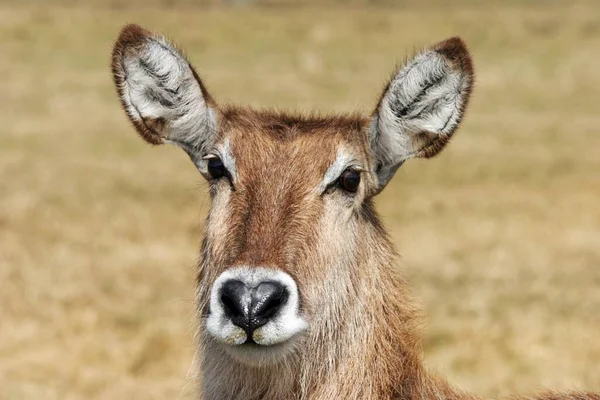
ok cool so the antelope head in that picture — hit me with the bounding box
[111,24,473,369]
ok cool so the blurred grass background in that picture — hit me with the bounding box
[1,0,599,399]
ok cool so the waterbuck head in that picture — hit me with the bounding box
[111,24,473,371]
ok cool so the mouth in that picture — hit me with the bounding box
[218,332,303,367]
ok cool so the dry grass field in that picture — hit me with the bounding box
[1,1,599,399]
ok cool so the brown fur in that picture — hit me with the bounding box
[110,25,600,400]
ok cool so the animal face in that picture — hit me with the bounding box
[197,111,376,364]
[111,24,473,366]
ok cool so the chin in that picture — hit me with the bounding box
[219,336,302,368]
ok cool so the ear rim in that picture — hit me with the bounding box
[110,23,217,146]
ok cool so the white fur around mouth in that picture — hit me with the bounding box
[220,334,303,367]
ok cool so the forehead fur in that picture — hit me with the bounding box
[220,107,368,143]
[215,107,372,184]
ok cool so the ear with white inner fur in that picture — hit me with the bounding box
[369,37,474,192]
[111,24,218,171]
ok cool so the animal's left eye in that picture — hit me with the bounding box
[338,169,361,193]
[205,155,227,180]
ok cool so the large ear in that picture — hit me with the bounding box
[369,37,474,191]
[111,24,218,169]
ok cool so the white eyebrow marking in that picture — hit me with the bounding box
[217,138,237,180]
[319,148,359,192]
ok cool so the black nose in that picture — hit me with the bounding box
[220,280,288,337]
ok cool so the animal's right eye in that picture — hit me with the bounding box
[338,169,361,193]
[206,156,227,180]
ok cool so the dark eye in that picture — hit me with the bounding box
[338,169,361,193]
[207,156,226,180]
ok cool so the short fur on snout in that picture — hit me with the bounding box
[110,23,598,400]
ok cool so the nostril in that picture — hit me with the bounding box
[252,281,288,321]
[221,293,242,318]
[220,280,248,320]
[258,294,284,319]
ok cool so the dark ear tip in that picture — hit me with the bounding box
[116,24,153,48]
[111,24,153,71]
[433,36,474,76]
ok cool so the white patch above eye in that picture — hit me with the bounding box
[218,139,237,180]
[319,148,360,192]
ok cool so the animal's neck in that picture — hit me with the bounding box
[291,210,464,400]
[198,206,467,400]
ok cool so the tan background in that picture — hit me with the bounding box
[1,1,599,399]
